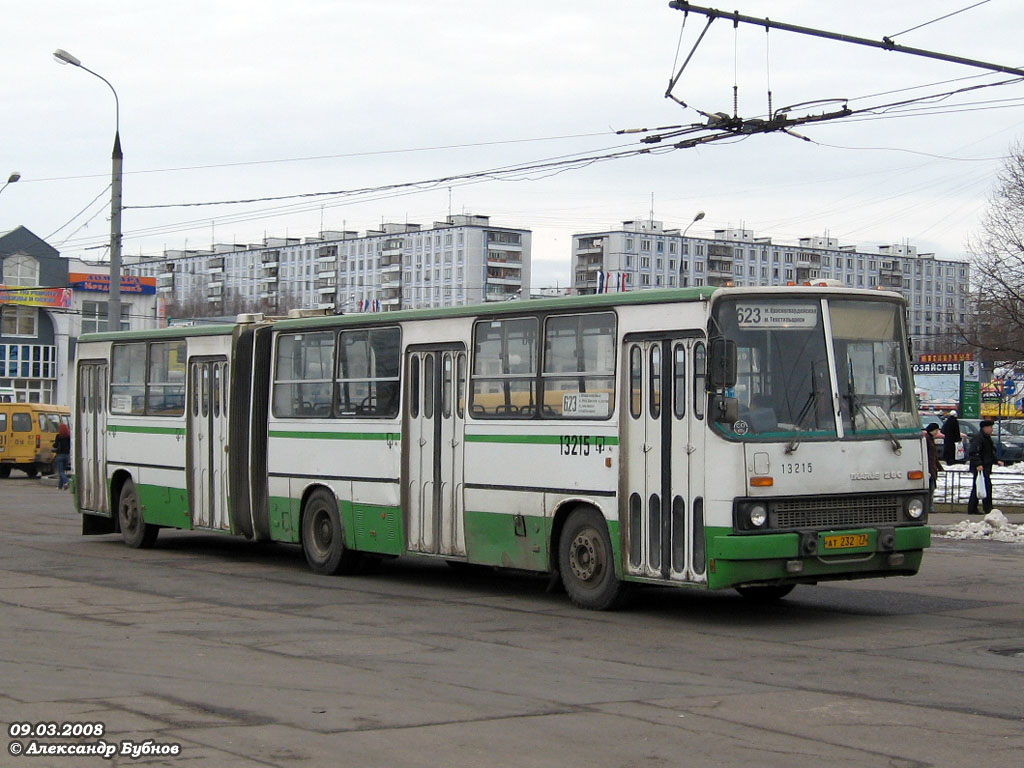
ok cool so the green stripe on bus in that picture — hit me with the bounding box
[465,434,620,445]
[107,424,187,436]
[268,430,400,441]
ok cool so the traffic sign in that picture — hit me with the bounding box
[1005,379,1017,397]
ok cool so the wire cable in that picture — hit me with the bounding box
[888,0,993,40]
[45,185,111,239]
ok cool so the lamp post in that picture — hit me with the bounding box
[679,211,706,287]
[53,48,123,332]
[681,210,705,238]
[0,171,20,198]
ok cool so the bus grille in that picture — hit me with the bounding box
[773,495,902,529]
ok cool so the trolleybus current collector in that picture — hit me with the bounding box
[74,286,930,609]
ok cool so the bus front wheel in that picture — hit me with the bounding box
[301,489,361,575]
[118,479,159,548]
[559,508,626,610]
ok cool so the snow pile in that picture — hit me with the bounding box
[939,510,1024,543]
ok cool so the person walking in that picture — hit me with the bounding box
[941,409,962,465]
[966,419,1003,515]
[924,422,943,507]
[53,423,71,491]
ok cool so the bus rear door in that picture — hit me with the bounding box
[76,362,108,514]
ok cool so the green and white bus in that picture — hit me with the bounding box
[74,286,930,609]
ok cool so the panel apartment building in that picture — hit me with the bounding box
[128,214,531,317]
[572,219,970,353]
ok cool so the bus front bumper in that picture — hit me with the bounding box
[705,525,931,589]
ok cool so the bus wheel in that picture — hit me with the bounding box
[735,584,795,602]
[23,466,38,478]
[559,508,626,610]
[0,465,10,478]
[301,489,361,575]
[118,479,159,548]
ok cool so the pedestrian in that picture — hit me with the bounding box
[53,423,71,491]
[924,422,942,507]
[966,419,1003,515]
[941,409,962,464]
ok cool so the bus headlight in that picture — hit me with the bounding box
[906,497,925,520]
[748,504,768,528]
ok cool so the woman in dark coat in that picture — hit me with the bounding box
[941,410,962,464]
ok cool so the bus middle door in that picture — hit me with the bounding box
[404,347,467,557]
[188,357,230,530]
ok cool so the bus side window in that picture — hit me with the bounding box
[409,356,420,418]
[694,342,706,420]
[629,346,642,419]
[673,344,686,419]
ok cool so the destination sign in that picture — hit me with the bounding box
[735,303,818,329]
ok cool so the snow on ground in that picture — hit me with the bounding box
[937,510,1024,543]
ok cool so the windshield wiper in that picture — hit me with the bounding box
[785,362,825,454]
[846,378,902,453]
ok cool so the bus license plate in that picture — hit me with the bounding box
[823,533,870,550]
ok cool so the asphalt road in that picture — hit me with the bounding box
[1,475,1022,767]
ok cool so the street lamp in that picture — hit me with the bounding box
[681,210,705,237]
[53,48,123,332]
[678,211,706,287]
[0,171,20,198]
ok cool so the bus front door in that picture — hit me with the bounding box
[622,337,704,582]
[76,362,108,514]
[404,347,467,557]
[188,358,230,530]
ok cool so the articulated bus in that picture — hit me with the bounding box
[74,286,930,609]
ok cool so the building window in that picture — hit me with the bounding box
[1,306,37,337]
[2,254,39,287]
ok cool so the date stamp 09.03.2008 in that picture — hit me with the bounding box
[7,722,182,760]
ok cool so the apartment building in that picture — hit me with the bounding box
[128,214,531,316]
[572,219,970,353]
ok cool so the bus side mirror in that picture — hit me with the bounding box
[709,339,737,389]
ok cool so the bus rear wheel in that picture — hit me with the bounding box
[301,489,361,575]
[735,584,795,602]
[118,479,159,548]
[559,508,626,610]
[0,465,10,478]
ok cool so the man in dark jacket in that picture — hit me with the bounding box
[941,410,962,464]
[924,423,942,506]
[967,420,1003,515]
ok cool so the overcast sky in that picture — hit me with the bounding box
[4,0,1023,288]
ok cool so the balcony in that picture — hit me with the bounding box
[707,259,733,276]
[381,272,401,288]
[488,255,522,268]
[576,256,604,270]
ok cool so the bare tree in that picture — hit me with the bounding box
[960,141,1024,360]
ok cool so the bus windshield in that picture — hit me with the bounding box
[710,295,918,441]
